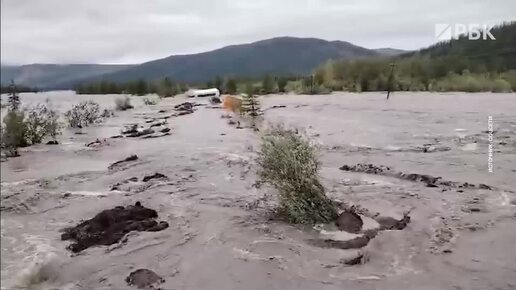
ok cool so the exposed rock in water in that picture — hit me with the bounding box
[86,138,108,148]
[375,212,411,230]
[122,124,139,134]
[174,102,194,112]
[110,135,124,139]
[108,155,138,170]
[46,140,59,145]
[126,269,164,289]
[336,210,363,233]
[61,202,169,253]
[341,253,366,265]
[175,110,193,116]
[160,127,171,133]
[126,128,155,138]
[142,173,168,182]
[149,120,166,128]
[111,177,139,191]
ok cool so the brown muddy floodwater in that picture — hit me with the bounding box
[1,91,516,290]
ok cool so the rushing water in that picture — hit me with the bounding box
[1,91,515,290]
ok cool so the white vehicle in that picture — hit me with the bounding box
[186,88,220,98]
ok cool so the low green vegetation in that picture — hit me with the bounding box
[256,125,338,224]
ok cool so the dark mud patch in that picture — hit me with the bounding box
[108,155,138,170]
[339,163,496,190]
[126,268,164,289]
[336,211,363,233]
[61,202,169,253]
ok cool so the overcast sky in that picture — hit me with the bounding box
[1,0,514,65]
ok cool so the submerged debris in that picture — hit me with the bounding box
[126,269,164,289]
[142,172,168,182]
[86,138,108,148]
[339,163,495,190]
[174,102,194,112]
[108,155,138,170]
[61,201,169,253]
[126,128,155,138]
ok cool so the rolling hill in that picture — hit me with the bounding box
[2,37,395,89]
[0,64,133,89]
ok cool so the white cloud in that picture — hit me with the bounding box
[1,0,514,64]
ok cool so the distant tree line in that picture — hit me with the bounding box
[1,84,39,94]
[74,78,190,97]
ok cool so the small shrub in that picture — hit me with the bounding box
[65,100,101,128]
[115,96,134,111]
[256,125,338,224]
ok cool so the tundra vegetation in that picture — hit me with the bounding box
[256,125,338,224]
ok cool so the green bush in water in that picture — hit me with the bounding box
[256,125,338,224]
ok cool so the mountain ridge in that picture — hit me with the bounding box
[2,37,404,89]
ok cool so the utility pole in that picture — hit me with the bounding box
[386,63,396,100]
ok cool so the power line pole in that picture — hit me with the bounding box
[386,63,396,100]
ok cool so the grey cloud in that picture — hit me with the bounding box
[1,0,514,64]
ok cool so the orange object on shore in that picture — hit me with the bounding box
[222,95,243,113]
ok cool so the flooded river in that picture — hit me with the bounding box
[1,91,515,290]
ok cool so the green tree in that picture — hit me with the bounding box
[225,78,237,94]
[262,74,276,94]
[7,80,21,112]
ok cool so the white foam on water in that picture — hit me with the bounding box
[66,190,109,196]
[7,235,66,290]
